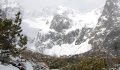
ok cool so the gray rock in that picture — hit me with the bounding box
[89,0,120,56]
[50,14,72,32]
[33,62,49,70]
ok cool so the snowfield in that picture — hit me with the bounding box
[44,39,92,57]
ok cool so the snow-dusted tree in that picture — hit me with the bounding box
[0,11,27,64]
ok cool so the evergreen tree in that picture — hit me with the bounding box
[0,11,27,64]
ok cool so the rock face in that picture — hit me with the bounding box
[50,14,72,32]
[33,62,49,70]
[0,9,6,19]
[89,0,120,56]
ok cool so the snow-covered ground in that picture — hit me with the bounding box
[24,61,33,70]
[0,61,33,70]
[0,64,19,70]
[44,39,92,57]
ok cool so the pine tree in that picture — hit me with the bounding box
[0,11,27,64]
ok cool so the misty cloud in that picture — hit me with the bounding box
[18,0,106,12]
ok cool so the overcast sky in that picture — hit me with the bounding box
[18,0,106,12]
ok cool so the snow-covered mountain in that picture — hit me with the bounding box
[21,5,102,57]
[89,0,120,56]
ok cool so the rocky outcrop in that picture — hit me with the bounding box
[50,14,72,32]
[89,0,120,56]
[33,62,49,70]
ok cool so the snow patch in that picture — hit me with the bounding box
[44,39,92,57]
[0,64,19,70]
[24,61,33,70]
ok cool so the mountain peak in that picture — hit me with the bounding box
[0,0,20,19]
[55,6,80,16]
